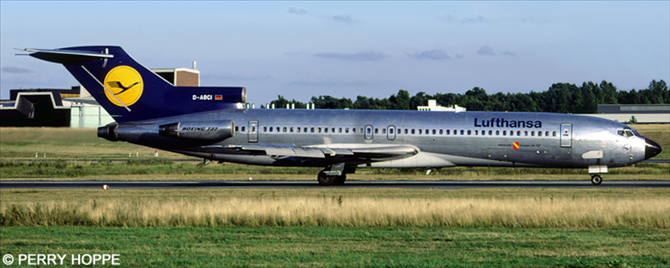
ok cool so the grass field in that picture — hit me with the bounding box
[2,188,670,267]
[2,226,669,267]
[2,188,669,228]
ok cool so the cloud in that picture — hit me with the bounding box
[476,46,496,56]
[288,8,307,15]
[405,49,451,60]
[501,51,516,56]
[437,14,453,22]
[2,66,33,74]
[332,15,357,24]
[314,51,388,61]
[462,15,486,24]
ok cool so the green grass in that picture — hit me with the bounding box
[1,226,668,267]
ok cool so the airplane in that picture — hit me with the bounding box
[19,46,662,186]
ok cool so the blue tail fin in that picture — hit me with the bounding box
[21,46,246,123]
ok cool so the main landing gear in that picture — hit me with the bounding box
[318,170,347,186]
[317,163,350,186]
[590,174,603,186]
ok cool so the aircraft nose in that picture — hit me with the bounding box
[644,138,662,160]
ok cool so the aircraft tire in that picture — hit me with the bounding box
[591,174,603,186]
[318,171,338,186]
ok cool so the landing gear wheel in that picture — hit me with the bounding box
[318,171,337,186]
[317,171,347,186]
[591,174,603,186]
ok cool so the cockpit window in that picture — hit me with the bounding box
[618,129,635,137]
[624,130,634,137]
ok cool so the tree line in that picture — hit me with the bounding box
[268,80,668,113]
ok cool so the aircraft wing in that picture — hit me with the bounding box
[203,143,418,160]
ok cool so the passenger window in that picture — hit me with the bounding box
[509,130,513,136]
[481,130,485,136]
[374,128,378,134]
[531,131,535,136]
[404,129,408,134]
[263,127,267,132]
[324,128,328,133]
[339,128,342,133]
[367,128,372,134]
[235,126,239,132]
[453,129,457,135]
[502,130,506,136]
[310,127,315,133]
[488,130,493,135]
[318,127,322,133]
[460,130,464,135]
[432,129,436,135]
[538,131,542,137]
[382,128,386,134]
[425,129,429,135]
[269,127,273,132]
[241,126,246,132]
[467,130,471,135]
[389,128,393,134]
[352,128,356,133]
[524,131,528,136]
[345,128,349,133]
[304,127,308,133]
[517,131,521,136]
[411,129,416,134]
[418,129,422,134]
[496,130,499,135]
[283,127,287,132]
[446,130,450,135]
[296,127,300,133]
[439,129,443,135]
[553,131,557,137]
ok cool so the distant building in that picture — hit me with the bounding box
[0,87,78,127]
[418,99,466,112]
[581,104,669,124]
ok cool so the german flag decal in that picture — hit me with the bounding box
[215,95,223,100]
[513,142,520,150]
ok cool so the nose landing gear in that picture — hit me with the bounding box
[590,174,603,185]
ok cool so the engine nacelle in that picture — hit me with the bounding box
[158,120,234,141]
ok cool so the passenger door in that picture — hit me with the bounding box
[560,123,572,148]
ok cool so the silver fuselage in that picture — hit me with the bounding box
[115,108,651,169]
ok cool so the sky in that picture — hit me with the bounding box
[1,1,669,106]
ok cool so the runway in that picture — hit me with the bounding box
[1,180,668,189]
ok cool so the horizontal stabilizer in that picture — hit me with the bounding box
[16,48,113,64]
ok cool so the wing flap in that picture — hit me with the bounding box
[203,144,417,160]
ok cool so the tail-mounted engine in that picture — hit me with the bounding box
[158,120,234,141]
[98,120,235,142]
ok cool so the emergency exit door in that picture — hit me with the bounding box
[248,121,258,143]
